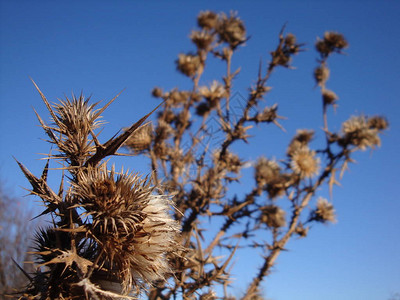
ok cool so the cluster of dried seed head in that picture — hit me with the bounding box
[255,157,293,199]
[270,32,303,67]
[287,129,315,157]
[310,197,336,223]
[316,31,348,57]
[259,205,286,228]
[290,147,320,179]
[176,53,202,78]
[339,115,388,150]
[124,123,153,154]
[73,164,180,290]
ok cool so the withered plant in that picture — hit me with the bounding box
[13,11,387,300]
[125,11,388,299]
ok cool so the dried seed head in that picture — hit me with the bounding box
[73,164,180,290]
[190,30,215,50]
[155,120,173,140]
[367,116,389,131]
[285,33,296,46]
[152,87,163,98]
[316,31,348,56]
[271,32,302,67]
[196,102,211,116]
[199,81,227,108]
[255,157,280,187]
[322,89,339,106]
[290,147,320,178]
[168,89,190,106]
[217,12,246,48]
[314,65,330,86]
[310,197,336,223]
[340,115,383,150]
[265,173,294,199]
[260,205,286,228]
[124,123,153,154]
[48,95,104,165]
[256,104,279,123]
[214,150,242,174]
[197,11,219,30]
[176,53,201,77]
[294,223,309,238]
[287,129,315,156]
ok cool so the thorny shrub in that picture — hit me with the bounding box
[10,11,388,300]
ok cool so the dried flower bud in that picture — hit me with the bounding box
[73,163,180,289]
[322,89,338,106]
[367,116,389,131]
[256,104,278,123]
[155,120,173,141]
[340,115,383,150]
[316,31,348,56]
[190,30,214,50]
[287,129,315,156]
[196,102,211,116]
[294,223,309,238]
[250,84,271,99]
[214,150,242,174]
[199,81,227,108]
[310,197,336,223]
[266,173,294,199]
[152,87,163,98]
[50,95,103,165]
[290,147,320,178]
[197,11,219,30]
[176,53,201,77]
[271,32,302,67]
[260,205,286,228]
[217,12,246,48]
[124,123,153,154]
[314,65,330,86]
[255,157,280,187]
[168,89,190,106]
[285,33,296,46]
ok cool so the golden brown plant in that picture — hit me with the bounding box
[13,11,388,300]
[13,85,181,299]
[123,11,387,299]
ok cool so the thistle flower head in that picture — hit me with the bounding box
[314,65,330,86]
[310,197,336,223]
[217,12,246,48]
[73,163,180,291]
[124,123,153,154]
[255,157,281,187]
[53,95,104,134]
[190,30,215,50]
[260,205,286,228]
[199,81,227,108]
[287,129,315,157]
[340,115,385,150]
[213,150,242,174]
[176,53,202,77]
[197,11,219,30]
[43,94,106,166]
[322,89,339,106]
[290,147,320,179]
[316,31,348,57]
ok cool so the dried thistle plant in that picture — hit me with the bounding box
[123,11,387,299]
[13,83,182,299]
[13,10,388,300]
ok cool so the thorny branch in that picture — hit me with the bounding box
[10,11,388,300]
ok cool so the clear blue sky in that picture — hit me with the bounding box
[0,1,399,299]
